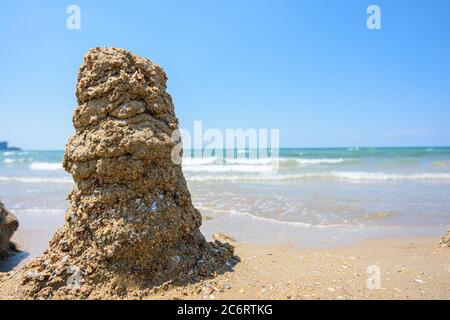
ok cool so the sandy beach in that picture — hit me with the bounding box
[1,165,449,299]
[145,237,450,300]
[1,46,449,299]
[1,0,450,303]
[1,235,449,300]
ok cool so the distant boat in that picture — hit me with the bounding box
[0,141,21,151]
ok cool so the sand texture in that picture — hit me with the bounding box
[144,237,450,300]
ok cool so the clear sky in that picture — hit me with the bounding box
[0,0,449,149]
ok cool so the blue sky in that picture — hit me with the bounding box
[0,0,449,149]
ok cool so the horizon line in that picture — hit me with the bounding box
[9,145,450,152]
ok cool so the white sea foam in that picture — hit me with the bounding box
[224,158,275,165]
[195,205,348,228]
[187,171,450,182]
[295,158,351,165]
[2,152,15,156]
[2,157,34,164]
[0,176,72,184]
[182,157,218,165]
[330,172,450,181]
[15,208,65,215]
[29,162,63,171]
[183,157,277,166]
[182,157,352,167]
[2,151,31,156]
[228,210,349,228]
[184,164,275,173]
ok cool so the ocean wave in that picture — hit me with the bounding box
[329,172,450,181]
[295,158,352,165]
[187,171,450,182]
[13,208,66,215]
[182,157,218,165]
[182,156,354,167]
[2,157,34,164]
[2,151,15,156]
[184,164,275,173]
[182,157,274,166]
[29,162,63,171]
[224,158,274,165]
[0,176,72,184]
[1,151,31,156]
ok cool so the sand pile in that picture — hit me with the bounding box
[0,200,18,258]
[16,48,235,299]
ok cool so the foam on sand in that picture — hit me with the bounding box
[228,210,350,229]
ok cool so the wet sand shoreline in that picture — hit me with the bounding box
[3,207,449,272]
[1,193,449,300]
[1,233,449,300]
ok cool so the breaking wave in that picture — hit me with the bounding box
[295,158,352,165]
[0,176,72,184]
[182,157,218,165]
[187,171,450,182]
[181,157,354,169]
[29,162,63,171]
[224,158,275,165]
[184,164,274,173]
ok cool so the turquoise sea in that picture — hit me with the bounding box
[1,147,450,258]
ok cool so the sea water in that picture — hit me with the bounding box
[1,147,450,255]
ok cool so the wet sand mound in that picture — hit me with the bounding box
[14,47,235,299]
